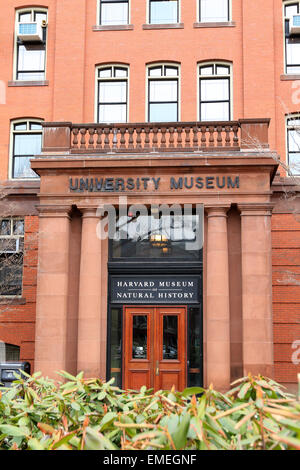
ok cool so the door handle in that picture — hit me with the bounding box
[155,360,159,376]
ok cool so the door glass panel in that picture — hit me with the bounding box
[163,315,178,359]
[109,307,122,387]
[188,306,202,387]
[132,315,147,359]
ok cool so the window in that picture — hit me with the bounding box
[99,0,129,25]
[15,8,47,81]
[199,63,231,121]
[0,342,20,362]
[96,65,129,123]
[11,120,42,179]
[149,0,179,24]
[0,219,24,297]
[284,2,300,73]
[147,64,179,122]
[287,116,300,175]
[199,0,229,22]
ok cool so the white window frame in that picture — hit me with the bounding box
[197,0,231,23]
[95,64,129,123]
[146,62,181,122]
[13,7,48,81]
[283,1,300,74]
[9,118,43,180]
[286,114,300,175]
[97,0,130,26]
[197,61,233,122]
[146,0,180,25]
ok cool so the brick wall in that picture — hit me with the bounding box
[0,216,38,373]
[272,213,300,385]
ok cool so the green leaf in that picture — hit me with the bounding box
[171,413,190,450]
[0,424,30,437]
[182,387,204,397]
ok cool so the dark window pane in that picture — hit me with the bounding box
[163,316,178,359]
[188,307,202,387]
[0,253,23,296]
[0,220,11,236]
[13,220,24,236]
[109,307,122,387]
[132,316,147,359]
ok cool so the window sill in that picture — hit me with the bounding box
[92,24,134,31]
[193,21,236,28]
[142,23,184,30]
[280,74,300,81]
[8,80,49,87]
[0,297,26,305]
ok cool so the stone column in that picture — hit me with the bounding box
[239,203,274,377]
[77,208,103,378]
[34,206,72,378]
[206,205,231,391]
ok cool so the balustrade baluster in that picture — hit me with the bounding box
[233,124,239,147]
[104,127,110,149]
[201,126,207,148]
[128,127,134,149]
[88,128,95,149]
[169,127,175,148]
[72,128,79,149]
[80,128,86,149]
[120,127,126,150]
[193,126,198,149]
[177,126,182,148]
[136,127,142,149]
[209,126,215,147]
[152,127,158,150]
[217,125,222,147]
[161,127,167,148]
[144,126,150,149]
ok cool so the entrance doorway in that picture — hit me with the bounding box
[123,306,187,391]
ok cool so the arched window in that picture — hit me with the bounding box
[198,62,232,121]
[96,65,129,123]
[147,63,180,122]
[286,115,300,175]
[10,119,43,179]
[14,7,48,81]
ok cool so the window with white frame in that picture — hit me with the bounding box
[0,218,24,297]
[11,120,42,179]
[287,116,300,175]
[147,64,179,122]
[199,63,231,121]
[99,0,129,25]
[284,2,300,73]
[199,0,230,22]
[96,65,129,123]
[149,0,179,24]
[15,8,47,81]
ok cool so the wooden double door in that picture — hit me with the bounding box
[123,306,187,391]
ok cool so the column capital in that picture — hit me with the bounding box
[205,204,231,217]
[238,203,274,216]
[79,206,105,219]
[36,205,72,219]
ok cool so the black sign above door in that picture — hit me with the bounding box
[110,275,201,304]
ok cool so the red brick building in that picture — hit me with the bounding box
[0,0,299,393]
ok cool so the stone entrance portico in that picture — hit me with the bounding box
[31,119,277,390]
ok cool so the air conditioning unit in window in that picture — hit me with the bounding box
[290,15,300,35]
[17,22,43,42]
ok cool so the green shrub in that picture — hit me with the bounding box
[0,371,299,450]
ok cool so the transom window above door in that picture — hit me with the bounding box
[149,0,179,24]
[99,0,129,25]
[147,63,179,122]
[96,65,129,123]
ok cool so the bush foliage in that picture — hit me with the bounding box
[0,371,299,450]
